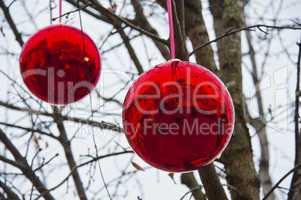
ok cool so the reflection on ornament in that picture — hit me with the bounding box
[123,59,235,172]
[20,25,101,104]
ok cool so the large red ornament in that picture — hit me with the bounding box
[20,25,101,104]
[123,60,235,172]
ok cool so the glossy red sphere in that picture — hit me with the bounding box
[20,25,101,104]
[123,60,234,172]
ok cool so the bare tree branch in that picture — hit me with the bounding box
[0,129,55,200]
[244,15,275,199]
[0,180,21,200]
[288,41,301,200]
[198,165,228,200]
[0,101,123,132]
[65,0,168,45]
[130,0,170,60]
[181,173,206,200]
[0,0,24,46]
[264,164,301,200]
[52,106,88,200]
[189,24,301,57]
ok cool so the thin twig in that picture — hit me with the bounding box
[0,101,123,132]
[0,129,55,200]
[263,164,301,200]
[189,24,301,57]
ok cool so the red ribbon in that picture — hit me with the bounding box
[167,0,176,59]
[59,0,62,24]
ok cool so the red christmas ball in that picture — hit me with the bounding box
[19,25,101,104]
[123,59,235,172]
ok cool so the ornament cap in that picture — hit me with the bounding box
[167,58,182,62]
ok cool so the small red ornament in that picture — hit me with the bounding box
[19,25,101,104]
[123,60,234,172]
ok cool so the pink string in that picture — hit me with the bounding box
[59,0,62,24]
[167,0,176,59]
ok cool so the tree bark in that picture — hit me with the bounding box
[198,165,227,200]
[288,42,301,200]
[215,1,260,199]
[181,173,206,200]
